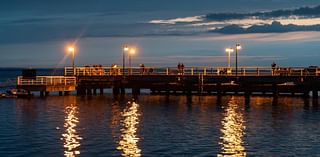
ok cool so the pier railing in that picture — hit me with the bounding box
[65,66,320,77]
[17,76,76,86]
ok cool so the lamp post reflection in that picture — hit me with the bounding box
[225,48,234,68]
[117,101,141,157]
[62,103,82,157]
[218,97,246,157]
[129,48,136,75]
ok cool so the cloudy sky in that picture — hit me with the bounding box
[1,0,320,67]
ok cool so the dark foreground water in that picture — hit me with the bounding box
[0,95,320,157]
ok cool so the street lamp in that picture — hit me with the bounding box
[68,46,75,75]
[236,44,241,76]
[225,47,234,68]
[123,45,129,76]
[129,48,136,75]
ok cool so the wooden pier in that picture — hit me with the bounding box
[17,76,76,96]
[17,66,320,98]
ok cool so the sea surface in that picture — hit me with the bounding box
[0,69,320,157]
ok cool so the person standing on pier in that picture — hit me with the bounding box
[181,63,185,75]
[140,64,145,75]
[271,62,276,76]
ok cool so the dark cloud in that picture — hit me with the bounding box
[205,5,320,21]
[9,17,60,24]
[211,21,320,34]
[1,1,320,45]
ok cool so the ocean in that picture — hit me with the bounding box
[0,69,320,157]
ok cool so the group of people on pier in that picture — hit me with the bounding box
[177,63,185,75]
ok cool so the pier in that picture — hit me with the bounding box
[16,66,320,99]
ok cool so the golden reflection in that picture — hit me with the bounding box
[110,101,121,142]
[218,97,246,157]
[117,101,141,157]
[62,103,82,157]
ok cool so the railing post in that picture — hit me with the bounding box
[244,68,246,76]
[191,68,194,76]
[204,68,207,76]
[257,68,260,76]
[166,68,169,75]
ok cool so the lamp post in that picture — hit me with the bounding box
[123,45,129,76]
[225,48,234,68]
[129,48,136,75]
[236,44,241,76]
[68,47,75,76]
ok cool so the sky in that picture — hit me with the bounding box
[1,0,320,68]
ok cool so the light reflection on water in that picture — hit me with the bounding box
[218,97,246,157]
[61,103,82,157]
[2,95,319,156]
[117,101,141,157]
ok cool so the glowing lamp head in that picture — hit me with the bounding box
[68,47,75,52]
[225,48,234,53]
[130,48,136,54]
[236,44,242,50]
[124,46,129,51]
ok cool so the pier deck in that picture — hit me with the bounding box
[16,66,320,98]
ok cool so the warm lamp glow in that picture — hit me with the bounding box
[236,44,242,50]
[225,48,234,53]
[124,46,129,51]
[130,48,136,54]
[68,47,75,52]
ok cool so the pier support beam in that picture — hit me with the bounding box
[87,88,92,95]
[132,87,140,96]
[59,91,63,96]
[245,91,250,105]
[45,92,50,96]
[304,91,310,98]
[113,87,120,96]
[272,84,278,98]
[120,88,125,95]
[93,89,97,95]
[64,91,70,96]
[100,88,104,95]
[312,90,318,99]
[40,91,44,97]
[77,88,85,96]
[217,83,221,96]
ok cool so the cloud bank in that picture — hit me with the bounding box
[211,21,320,34]
[205,5,320,21]
[150,5,320,34]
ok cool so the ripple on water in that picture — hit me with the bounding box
[0,96,320,156]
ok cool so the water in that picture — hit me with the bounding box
[1,69,320,156]
[0,95,320,157]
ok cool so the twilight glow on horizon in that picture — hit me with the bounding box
[1,0,320,68]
